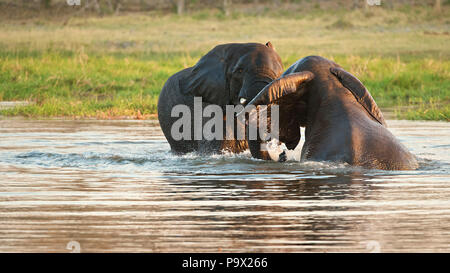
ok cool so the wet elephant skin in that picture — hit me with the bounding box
[157,42,284,154]
[245,56,418,170]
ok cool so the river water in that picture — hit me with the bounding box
[0,118,449,252]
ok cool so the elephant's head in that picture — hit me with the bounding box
[240,56,386,160]
[240,72,314,159]
[182,42,284,106]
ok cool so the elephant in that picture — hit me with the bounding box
[241,55,418,170]
[158,42,284,154]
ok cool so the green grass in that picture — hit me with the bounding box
[0,51,176,118]
[0,6,449,120]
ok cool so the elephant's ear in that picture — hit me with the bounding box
[182,46,229,105]
[330,67,387,127]
[265,41,275,50]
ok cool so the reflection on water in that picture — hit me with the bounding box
[0,118,449,252]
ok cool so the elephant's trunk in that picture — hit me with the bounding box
[243,71,314,107]
[238,71,314,160]
[248,139,271,160]
[237,78,273,106]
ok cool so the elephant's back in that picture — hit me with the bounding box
[283,55,343,101]
[283,56,340,77]
[350,116,419,170]
[304,109,419,170]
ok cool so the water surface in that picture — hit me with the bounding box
[0,118,449,252]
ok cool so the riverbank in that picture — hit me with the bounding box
[0,7,448,121]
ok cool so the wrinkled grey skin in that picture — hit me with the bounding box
[158,42,283,154]
[245,56,418,170]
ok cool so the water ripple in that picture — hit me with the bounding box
[0,119,449,252]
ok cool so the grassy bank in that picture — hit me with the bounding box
[0,6,449,120]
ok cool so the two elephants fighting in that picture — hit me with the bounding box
[157,42,418,170]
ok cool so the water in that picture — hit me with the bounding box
[0,118,449,253]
